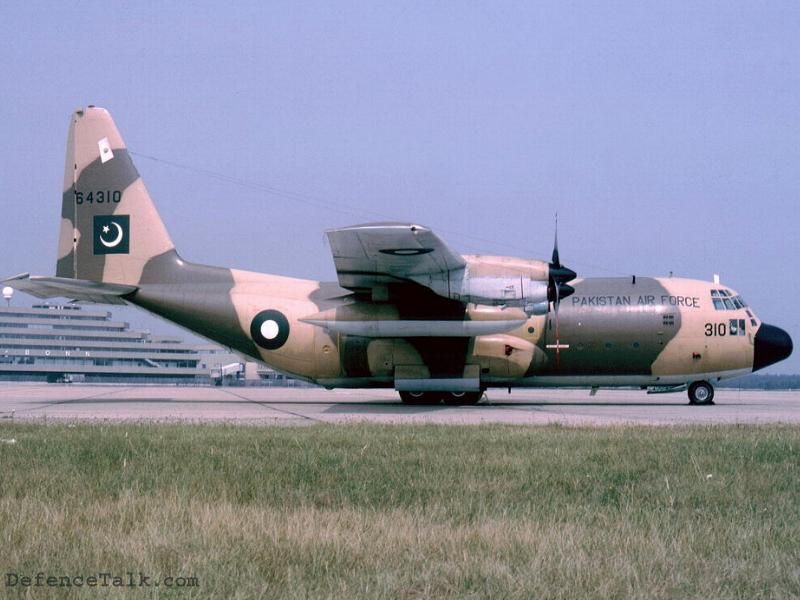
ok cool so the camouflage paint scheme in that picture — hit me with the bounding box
[9,107,793,404]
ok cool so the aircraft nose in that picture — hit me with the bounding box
[753,323,793,372]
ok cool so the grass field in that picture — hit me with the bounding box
[1,423,798,598]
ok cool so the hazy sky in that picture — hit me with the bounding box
[1,2,798,373]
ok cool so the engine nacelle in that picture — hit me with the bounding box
[411,255,551,312]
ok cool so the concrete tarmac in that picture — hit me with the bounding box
[1,383,799,426]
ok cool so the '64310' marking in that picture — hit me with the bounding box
[75,190,121,204]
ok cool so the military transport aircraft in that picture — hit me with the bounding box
[5,107,793,405]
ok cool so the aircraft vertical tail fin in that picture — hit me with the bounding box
[56,106,175,286]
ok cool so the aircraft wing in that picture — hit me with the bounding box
[326,223,466,296]
[3,273,138,305]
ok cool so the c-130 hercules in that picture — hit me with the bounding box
[6,107,793,404]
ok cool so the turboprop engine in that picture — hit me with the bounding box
[419,255,553,316]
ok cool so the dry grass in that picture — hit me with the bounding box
[1,423,798,598]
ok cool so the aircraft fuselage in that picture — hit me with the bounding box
[127,258,782,395]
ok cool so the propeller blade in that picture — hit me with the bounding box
[548,213,576,286]
[551,213,561,268]
[554,276,561,313]
[554,278,561,367]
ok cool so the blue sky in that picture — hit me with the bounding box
[1,1,798,373]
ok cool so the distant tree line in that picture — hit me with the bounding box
[718,374,800,390]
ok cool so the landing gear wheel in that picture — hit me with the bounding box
[399,391,441,405]
[442,391,483,405]
[688,381,715,405]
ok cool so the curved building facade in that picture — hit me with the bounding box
[0,303,245,384]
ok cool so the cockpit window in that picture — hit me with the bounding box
[710,289,747,311]
[729,319,746,336]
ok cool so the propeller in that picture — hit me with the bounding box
[548,214,576,303]
[547,214,577,367]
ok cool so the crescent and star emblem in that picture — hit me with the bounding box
[93,214,130,255]
[99,222,124,248]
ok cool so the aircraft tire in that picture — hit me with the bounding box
[442,391,483,405]
[688,381,715,405]
[399,391,441,405]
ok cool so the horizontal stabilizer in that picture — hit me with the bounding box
[301,318,525,337]
[3,273,138,305]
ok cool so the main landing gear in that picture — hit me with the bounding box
[399,391,484,405]
[687,380,715,405]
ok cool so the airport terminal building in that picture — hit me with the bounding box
[0,303,293,385]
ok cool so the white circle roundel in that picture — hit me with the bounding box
[260,320,280,340]
[250,309,290,350]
